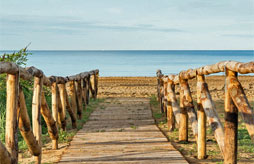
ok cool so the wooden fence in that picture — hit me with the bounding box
[0,61,99,164]
[157,61,254,164]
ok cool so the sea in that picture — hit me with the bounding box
[0,50,253,77]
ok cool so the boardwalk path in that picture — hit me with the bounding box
[59,98,188,164]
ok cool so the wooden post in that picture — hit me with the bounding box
[166,80,175,131]
[197,73,225,156]
[224,68,238,164]
[57,89,66,131]
[41,91,59,149]
[67,81,78,119]
[18,87,41,156]
[58,83,67,131]
[227,73,254,141]
[95,71,99,98]
[0,141,13,164]
[86,77,90,105]
[5,74,18,163]
[90,74,96,99]
[32,77,43,164]
[75,80,83,119]
[196,75,206,159]
[65,89,77,128]
[180,78,198,141]
[167,81,181,125]
[156,69,162,101]
[179,78,188,142]
[51,82,59,128]
[81,78,87,110]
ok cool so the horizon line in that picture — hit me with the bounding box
[1,49,253,51]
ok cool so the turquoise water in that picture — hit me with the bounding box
[0,50,253,76]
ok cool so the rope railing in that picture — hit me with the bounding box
[157,60,254,164]
[0,61,99,164]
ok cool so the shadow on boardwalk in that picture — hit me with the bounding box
[58,98,188,164]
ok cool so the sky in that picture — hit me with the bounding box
[0,0,253,50]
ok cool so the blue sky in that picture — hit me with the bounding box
[0,0,253,50]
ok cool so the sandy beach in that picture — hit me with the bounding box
[98,76,254,101]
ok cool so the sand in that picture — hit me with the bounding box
[98,76,254,101]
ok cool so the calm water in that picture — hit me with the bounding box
[0,50,253,76]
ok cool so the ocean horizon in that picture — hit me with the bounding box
[0,50,253,77]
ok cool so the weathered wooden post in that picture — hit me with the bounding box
[18,87,41,156]
[196,68,225,156]
[65,89,77,128]
[32,76,43,164]
[95,70,99,98]
[156,69,162,101]
[90,73,96,99]
[41,92,59,149]
[86,76,90,105]
[196,75,206,159]
[224,68,238,164]
[179,74,198,141]
[75,80,83,118]
[227,71,254,141]
[163,78,168,115]
[51,81,59,127]
[81,78,87,109]
[67,81,78,119]
[179,77,188,142]
[51,81,59,149]
[165,78,175,131]
[167,75,181,125]
[57,89,66,130]
[5,73,18,163]
[58,83,67,131]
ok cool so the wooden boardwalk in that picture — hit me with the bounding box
[58,98,188,164]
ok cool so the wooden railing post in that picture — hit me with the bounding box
[196,73,225,156]
[51,82,59,149]
[51,82,59,127]
[95,71,99,98]
[225,68,238,164]
[5,73,18,163]
[67,81,78,119]
[163,79,168,115]
[86,76,90,105]
[165,79,175,131]
[65,89,77,128]
[167,80,181,125]
[58,83,67,131]
[81,78,87,109]
[41,91,59,149]
[32,76,43,164]
[196,75,206,159]
[156,69,162,101]
[90,74,95,99]
[57,87,66,131]
[75,80,83,118]
[18,87,41,156]
[227,72,254,141]
[179,78,188,142]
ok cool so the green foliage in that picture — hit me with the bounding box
[0,46,31,66]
